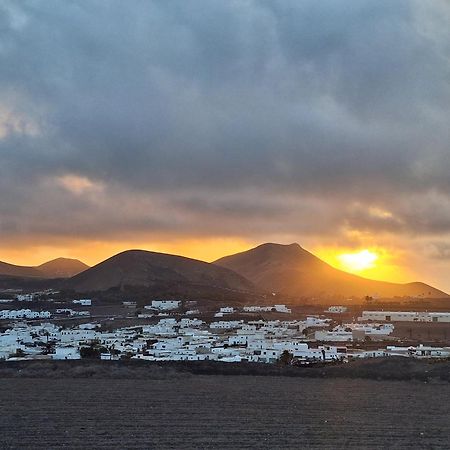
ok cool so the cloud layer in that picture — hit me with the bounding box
[1,0,450,284]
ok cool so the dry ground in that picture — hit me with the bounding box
[1,374,450,449]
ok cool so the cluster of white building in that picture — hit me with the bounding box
[144,300,182,311]
[1,312,449,365]
[54,308,90,317]
[2,305,450,364]
[0,309,51,320]
[214,304,292,317]
[0,316,330,363]
[360,311,450,323]
[242,304,292,314]
[129,317,345,363]
[315,323,395,342]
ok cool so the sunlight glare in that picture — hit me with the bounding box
[338,249,378,272]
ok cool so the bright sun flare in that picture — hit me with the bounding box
[338,249,378,272]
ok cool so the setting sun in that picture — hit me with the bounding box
[314,245,413,284]
[338,249,378,272]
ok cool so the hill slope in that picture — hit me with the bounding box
[0,261,42,278]
[215,243,448,299]
[0,258,88,279]
[67,249,254,293]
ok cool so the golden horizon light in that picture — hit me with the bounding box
[337,249,378,273]
[313,245,411,283]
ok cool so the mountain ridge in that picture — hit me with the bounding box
[2,243,447,299]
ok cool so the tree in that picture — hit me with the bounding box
[12,348,26,358]
[80,342,107,359]
[279,350,293,366]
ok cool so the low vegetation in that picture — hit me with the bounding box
[1,357,450,382]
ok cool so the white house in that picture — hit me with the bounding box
[243,306,270,312]
[179,318,204,328]
[55,308,90,317]
[327,306,348,314]
[249,348,281,363]
[293,344,347,361]
[274,304,292,313]
[60,329,98,343]
[73,299,92,306]
[147,300,181,311]
[315,329,353,342]
[219,307,235,314]
[228,334,248,346]
[53,346,81,360]
[210,320,243,330]
[16,294,34,302]
[306,316,331,327]
[386,344,450,358]
[344,323,394,339]
[100,353,120,360]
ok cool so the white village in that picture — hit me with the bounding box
[2,295,450,364]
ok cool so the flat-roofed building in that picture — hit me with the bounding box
[360,311,450,323]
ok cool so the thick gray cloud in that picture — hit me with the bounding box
[0,0,450,249]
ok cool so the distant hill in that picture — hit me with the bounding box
[36,258,89,278]
[215,243,448,299]
[66,249,254,293]
[0,261,42,278]
[0,257,89,279]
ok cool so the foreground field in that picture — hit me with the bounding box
[1,374,450,449]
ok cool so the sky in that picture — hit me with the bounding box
[1,1,450,290]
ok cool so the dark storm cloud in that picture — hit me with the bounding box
[0,0,449,243]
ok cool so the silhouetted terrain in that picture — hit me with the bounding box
[215,243,448,299]
[2,243,447,300]
[0,257,88,279]
[0,261,42,278]
[66,249,254,293]
[35,258,89,278]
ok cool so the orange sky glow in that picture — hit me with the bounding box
[0,237,422,287]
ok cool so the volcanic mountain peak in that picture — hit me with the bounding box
[215,243,448,299]
[66,249,254,293]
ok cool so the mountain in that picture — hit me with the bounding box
[66,249,254,293]
[0,258,89,279]
[36,258,89,278]
[214,243,448,299]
